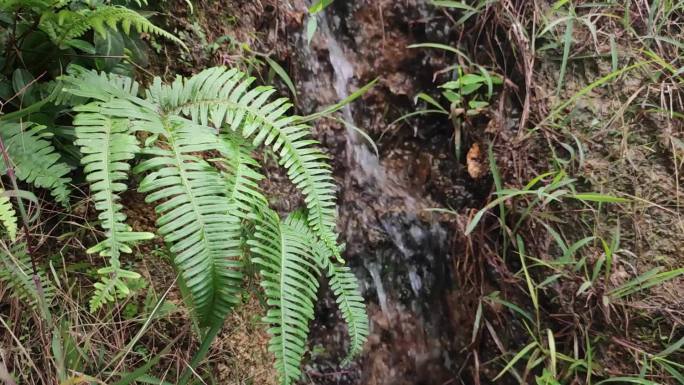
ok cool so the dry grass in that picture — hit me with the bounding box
[439,0,684,383]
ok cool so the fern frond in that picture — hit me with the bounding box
[0,122,72,205]
[217,132,268,219]
[0,241,54,313]
[327,264,369,364]
[59,65,141,101]
[287,211,369,365]
[148,67,341,261]
[89,265,144,312]
[73,109,154,311]
[0,0,54,12]
[39,6,186,50]
[0,190,17,241]
[248,208,322,385]
[133,117,242,327]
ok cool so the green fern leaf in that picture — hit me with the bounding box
[150,67,341,261]
[0,122,72,205]
[0,190,17,241]
[59,65,142,101]
[39,6,186,50]
[287,211,369,364]
[0,0,54,12]
[327,264,369,363]
[217,132,268,219]
[133,117,242,327]
[248,208,322,385]
[0,241,54,313]
[73,109,154,311]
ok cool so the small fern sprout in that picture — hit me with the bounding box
[60,64,369,384]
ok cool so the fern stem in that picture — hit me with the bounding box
[178,322,223,385]
[0,100,48,122]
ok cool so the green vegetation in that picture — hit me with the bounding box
[420,0,684,384]
[0,0,682,384]
[0,1,367,385]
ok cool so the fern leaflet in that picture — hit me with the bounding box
[327,264,369,363]
[39,5,186,50]
[217,133,268,219]
[248,208,321,385]
[0,190,17,241]
[73,109,154,311]
[290,211,369,364]
[133,117,243,327]
[0,122,72,205]
[0,241,54,314]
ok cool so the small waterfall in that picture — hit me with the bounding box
[318,15,386,186]
[366,262,390,319]
[297,5,462,384]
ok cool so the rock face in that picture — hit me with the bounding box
[287,2,491,384]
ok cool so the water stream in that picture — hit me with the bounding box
[318,15,394,192]
[295,4,469,384]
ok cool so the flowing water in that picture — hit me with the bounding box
[293,4,476,384]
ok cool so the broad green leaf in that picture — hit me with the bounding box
[306,17,317,44]
[12,69,38,105]
[309,0,334,14]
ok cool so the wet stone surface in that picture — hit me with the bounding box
[289,1,490,384]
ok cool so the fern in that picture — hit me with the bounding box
[248,208,321,384]
[39,5,186,50]
[288,212,369,364]
[217,132,269,218]
[73,109,154,311]
[147,68,341,261]
[0,241,54,313]
[0,122,72,205]
[133,117,243,327]
[59,64,144,102]
[59,65,368,383]
[0,190,17,241]
[327,264,369,363]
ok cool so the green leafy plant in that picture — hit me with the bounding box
[47,64,367,384]
[0,2,368,379]
[0,189,17,240]
[0,240,54,315]
[305,0,334,44]
[0,0,183,125]
[397,43,503,160]
[0,122,72,206]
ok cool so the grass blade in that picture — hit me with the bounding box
[493,342,538,381]
[264,56,297,101]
